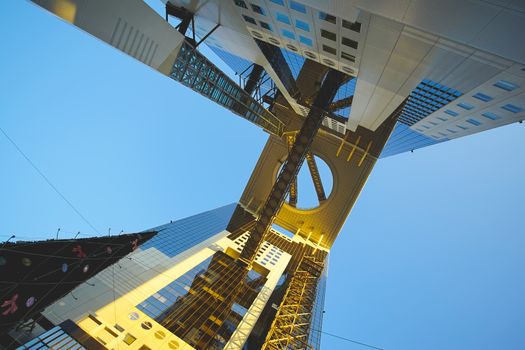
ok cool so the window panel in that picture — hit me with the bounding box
[493,80,518,91]
[243,15,257,25]
[320,29,336,41]
[290,1,307,13]
[276,12,291,25]
[319,12,336,24]
[250,4,265,15]
[322,44,336,55]
[342,20,361,32]
[342,37,358,49]
[482,112,501,120]
[457,102,474,110]
[299,36,313,47]
[444,109,458,117]
[501,104,523,113]
[234,0,248,9]
[295,19,310,31]
[466,118,481,126]
[472,92,493,102]
[260,21,272,31]
[281,29,295,40]
[341,52,355,62]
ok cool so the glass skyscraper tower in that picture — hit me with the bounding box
[10,204,327,350]
[4,0,524,349]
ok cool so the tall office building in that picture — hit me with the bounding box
[7,204,326,350]
[4,0,524,349]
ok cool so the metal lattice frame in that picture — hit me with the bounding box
[170,41,285,136]
[328,96,353,112]
[286,133,298,207]
[304,152,326,202]
[239,69,347,263]
[262,254,326,350]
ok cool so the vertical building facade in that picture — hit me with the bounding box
[12,1,524,349]
[12,204,327,350]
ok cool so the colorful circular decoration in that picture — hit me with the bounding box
[61,263,68,273]
[82,265,89,273]
[25,297,36,308]
[0,256,6,266]
[21,257,32,267]
[128,312,139,320]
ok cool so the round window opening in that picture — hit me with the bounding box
[154,330,166,339]
[277,153,333,210]
[141,321,153,330]
[168,340,180,349]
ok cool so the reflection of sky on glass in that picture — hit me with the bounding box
[2,2,525,350]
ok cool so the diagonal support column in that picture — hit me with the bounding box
[305,152,326,202]
[239,69,347,264]
[171,41,285,136]
[328,95,353,112]
[286,134,298,207]
[244,64,266,95]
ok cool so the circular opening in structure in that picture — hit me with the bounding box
[128,312,139,320]
[304,51,317,59]
[278,154,333,210]
[155,330,166,339]
[268,37,281,46]
[286,44,298,52]
[141,321,153,330]
[168,340,180,349]
[343,66,355,75]
[251,31,263,39]
[322,59,335,66]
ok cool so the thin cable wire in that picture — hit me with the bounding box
[0,126,100,234]
[313,328,384,350]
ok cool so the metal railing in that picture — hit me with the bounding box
[170,41,285,136]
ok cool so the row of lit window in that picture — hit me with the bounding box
[438,80,522,124]
[243,13,358,48]
[236,0,361,32]
[270,0,362,32]
[419,107,519,136]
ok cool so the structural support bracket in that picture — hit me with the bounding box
[239,69,348,263]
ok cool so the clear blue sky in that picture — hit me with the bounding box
[1,1,524,349]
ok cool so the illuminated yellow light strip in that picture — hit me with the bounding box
[347,135,361,162]
[335,133,348,157]
[358,141,372,167]
[313,234,324,253]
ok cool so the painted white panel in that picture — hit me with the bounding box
[470,9,525,63]
[297,0,361,22]
[347,15,403,130]
[403,0,498,44]
[33,0,185,74]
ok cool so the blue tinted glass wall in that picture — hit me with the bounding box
[280,47,305,79]
[381,123,446,158]
[140,203,237,258]
[398,79,462,126]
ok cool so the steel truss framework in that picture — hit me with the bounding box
[170,41,285,136]
[239,69,347,263]
[262,253,327,350]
